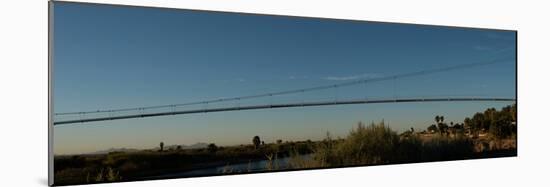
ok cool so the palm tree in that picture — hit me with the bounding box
[464,117,471,131]
[252,136,261,149]
[159,142,164,152]
[436,115,446,135]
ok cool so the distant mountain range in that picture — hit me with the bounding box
[164,142,209,150]
[86,142,209,155]
[88,148,140,155]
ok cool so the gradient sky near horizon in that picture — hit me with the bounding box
[52,2,516,155]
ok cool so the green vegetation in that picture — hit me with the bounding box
[85,167,122,183]
[207,143,218,153]
[54,104,516,186]
[286,104,517,169]
[54,139,316,185]
[286,121,477,169]
[253,136,261,149]
[465,104,517,139]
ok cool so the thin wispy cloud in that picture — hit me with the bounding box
[286,75,309,80]
[324,73,381,81]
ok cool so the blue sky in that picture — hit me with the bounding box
[52,2,516,155]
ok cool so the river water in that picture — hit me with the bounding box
[147,154,312,179]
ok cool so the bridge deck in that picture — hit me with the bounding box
[53,97,515,125]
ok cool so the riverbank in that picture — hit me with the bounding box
[53,105,517,186]
[53,141,316,185]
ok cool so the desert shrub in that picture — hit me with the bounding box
[313,121,400,166]
[119,161,139,172]
[54,155,88,172]
[207,143,218,153]
[309,121,476,166]
[287,149,321,169]
[55,167,94,185]
[420,135,474,161]
[335,121,398,165]
[311,132,337,167]
[489,123,515,139]
[264,153,279,170]
[395,135,423,163]
[86,167,122,183]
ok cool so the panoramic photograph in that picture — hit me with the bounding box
[51,2,516,186]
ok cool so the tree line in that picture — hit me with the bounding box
[424,104,516,139]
